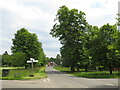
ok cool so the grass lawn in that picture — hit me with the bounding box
[1,66,47,80]
[54,66,120,78]
[54,66,71,72]
[0,67,24,70]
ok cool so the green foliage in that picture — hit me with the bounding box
[50,6,120,74]
[89,24,119,74]
[71,71,120,78]
[48,54,62,65]
[0,55,2,67]
[50,5,88,72]
[11,52,27,67]
[115,32,120,51]
[38,48,46,65]
[2,55,13,66]
[55,54,62,65]
[12,28,41,59]
[1,67,47,80]
[0,67,24,70]
[11,28,46,65]
[54,65,70,72]
[116,14,120,26]
[54,66,120,78]
[2,52,27,67]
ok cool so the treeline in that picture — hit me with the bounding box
[2,28,47,67]
[50,5,120,74]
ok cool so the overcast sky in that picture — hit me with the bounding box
[0,0,119,58]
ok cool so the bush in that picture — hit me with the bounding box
[2,52,27,67]
[11,52,27,67]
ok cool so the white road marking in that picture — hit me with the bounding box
[44,78,50,82]
[47,78,50,81]
[105,84,115,86]
[44,79,46,82]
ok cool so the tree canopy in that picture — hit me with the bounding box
[50,5,120,74]
[50,5,88,72]
[11,28,46,66]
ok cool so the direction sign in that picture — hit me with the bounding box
[33,60,38,62]
[26,58,39,72]
[27,61,32,63]
[27,60,38,63]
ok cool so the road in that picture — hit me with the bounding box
[2,66,119,88]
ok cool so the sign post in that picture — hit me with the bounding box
[27,58,38,72]
[31,58,33,72]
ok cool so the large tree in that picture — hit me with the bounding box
[78,25,99,71]
[89,24,119,74]
[116,14,120,26]
[50,6,88,72]
[116,14,120,51]
[11,28,46,64]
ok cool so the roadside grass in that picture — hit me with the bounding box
[0,67,24,70]
[54,66,70,72]
[54,66,120,78]
[1,66,47,80]
[54,65,86,72]
[71,71,120,78]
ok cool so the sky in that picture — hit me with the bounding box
[0,0,119,58]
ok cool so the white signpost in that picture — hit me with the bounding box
[27,58,38,72]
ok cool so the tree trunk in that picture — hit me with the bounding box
[99,67,102,71]
[109,67,112,74]
[70,67,75,73]
[85,67,88,72]
[77,67,79,72]
[76,64,80,72]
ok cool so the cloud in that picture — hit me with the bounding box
[0,37,12,54]
[44,51,60,58]
[43,41,61,50]
[90,2,105,8]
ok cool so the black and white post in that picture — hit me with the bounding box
[27,58,38,72]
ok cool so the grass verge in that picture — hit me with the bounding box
[0,67,25,70]
[54,66,120,78]
[1,66,47,80]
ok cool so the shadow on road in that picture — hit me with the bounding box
[93,85,119,90]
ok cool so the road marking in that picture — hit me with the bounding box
[44,79,46,82]
[105,84,115,86]
[44,78,50,82]
[47,78,50,81]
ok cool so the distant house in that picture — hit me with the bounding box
[48,62,57,66]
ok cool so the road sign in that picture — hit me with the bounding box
[27,58,38,72]
[27,61,32,63]
[27,60,38,63]
[30,58,34,61]
[33,60,38,62]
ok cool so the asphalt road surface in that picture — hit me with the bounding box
[2,66,119,88]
